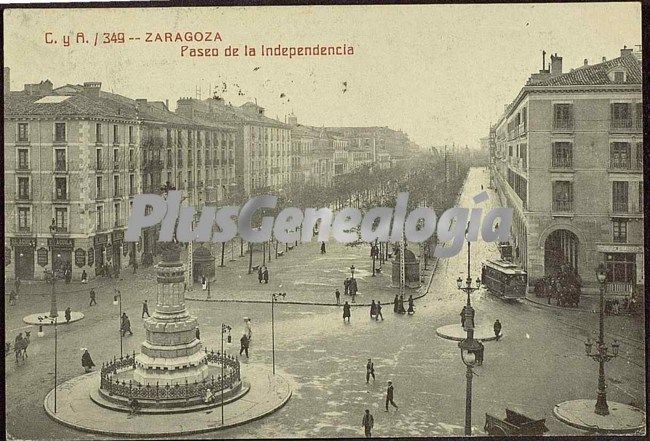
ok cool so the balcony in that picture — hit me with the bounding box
[49,225,68,234]
[129,161,136,171]
[96,191,105,200]
[113,191,122,199]
[551,158,573,170]
[17,191,31,201]
[612,202,629,214]
[17,224,31,233]
[636,117,643,131]
[113,161,120,170]
[96,161,104,171]
[54,161,67,173]
[54,191,69,202]
[610,118,638,133]
[17,162,30,171]
[552,200,573,212]
[552,119,574,132]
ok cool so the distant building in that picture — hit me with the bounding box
[490,47,643,292]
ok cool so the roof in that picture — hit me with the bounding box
[4,91,138,120]
[535,54,642,87]
[198,98,289,129]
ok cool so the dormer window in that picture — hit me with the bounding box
[609,69,627,83]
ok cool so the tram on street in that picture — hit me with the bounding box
[481,259,527,300]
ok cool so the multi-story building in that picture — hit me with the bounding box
[176,98,291,197]
[5,81,141,280]
[490,47,643,292]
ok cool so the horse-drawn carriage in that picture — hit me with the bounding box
[7,331,30,364]
[485,409,548,436]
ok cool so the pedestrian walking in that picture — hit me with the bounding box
[15,277,21,297]
[201,275,207,291]
[239,334,249,358]
[121,313,133,336]
[258,266,264,284]
[362,409,374,438]
[196,327,200,340]
[65,266,72,284]
[407,295,414,315]
[476,341,485,365]
[460,305,467,327]
[9,289,17,306]
[244,317,253,341]
[142,300,150,318]
[366,358,375,383]
[89,288,97,306]
[493,319,502,341]
[321,242,326,254]
[385,381,398,411]
[81,270,88,284]
[132,259,138,275]
[344,277,350,296]
[393,295,399,313]
[81,348,95,373]
[335,289,341,305]
[350,278,358,303]
[370,300,377,319]
[263,266,269,284]
[376,301,383,321]
[343,301,351,322]
[398,295,406,314]
[481,185,484,190]
[64,306,72,323]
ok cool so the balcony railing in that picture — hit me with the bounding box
[552,200,573,212]
[551,158,573,168]
[636,117,643,131]
[610,159,631,170]
[113,191,122,199]
[612,202,629,213]
[17,162,30,171]
[96,191,105,200]
[54,190,68,201]
[96,161,104,171]
[553,119,574,132]
[610,118,637,132]
[17,191,31,201]
[113,160,120,170]
[17,224,31,233]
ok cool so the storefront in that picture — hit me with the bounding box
[597,244,643,293]
[48,237,74,276]
[94,233,109,276]
[11,237,36,280]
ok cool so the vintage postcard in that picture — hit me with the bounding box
[3,2,645,439]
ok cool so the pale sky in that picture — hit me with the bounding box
[3,3,642,148]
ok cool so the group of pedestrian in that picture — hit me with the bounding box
[369,300,384,320]
[258,265,269,284]
[344,277,358,303]
[393,294,413,315]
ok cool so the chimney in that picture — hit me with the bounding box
[3,67,9,95]
[583,59,588,66]
[602,56,607,62]
[165,99,169,110]
[550,53,563,76]
[83,81,101,97]
[621,45,633,57]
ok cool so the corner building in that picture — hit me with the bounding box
[490,48,643,292]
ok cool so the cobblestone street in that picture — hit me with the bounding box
[5,168,645,439]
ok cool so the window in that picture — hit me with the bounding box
[129,126,134,144]
[97,205,104,230]
[55,177,67,200]
[96,176,103,198]
[55,123,66,142]
[552,181,573,211]
[613,71,625,83]
[18,149,29,169]
[636,103,643,129]
[197,150,201,165]
[167,172,172,185]
[129,174,135,195]
[553,104,573,130]
[96,148,102,169]
[96,123,102,143]
[18,123,29,142]
[636,142,643,169]
[167,149,172,166]
[640,182,644,211]
[113,148,120,169]
[552,142,573,168]
[129,149,134,167]
[55,208,67,232]
[605,253,635,284]
[611,103,632,129]
[187,150,193,165]
[18,207,30,231]
[612,219,628,243]
[177,150,183,167]
[114,175,120,197]
[612,181,629,212]
[114,203,121,226]
[508,145,513,157]
[17,177,30,199]
[113,125,119,144]
[55,149,66,171]
[610,142,631,169]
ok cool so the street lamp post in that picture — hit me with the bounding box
[350,265,355,279]
[221,323,231,425]
[585,264,620,416]
[271,292,286,375]
[455,239,482,436]
[51,315,58,413]
[113,289,123,357]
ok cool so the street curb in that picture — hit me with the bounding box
[185,257,440,307]
[23,311,85,326]
[523,296,586,312]
[553,400,646,434]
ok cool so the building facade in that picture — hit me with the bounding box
[490,48,643,291]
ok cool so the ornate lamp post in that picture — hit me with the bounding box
[113,289,123,357]
[271,292,286,375]
[350,265,356,279]
[44,269,60,414]
[585,263,620,416]
[221,323,232,425]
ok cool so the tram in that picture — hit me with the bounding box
[481,259,527,300]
